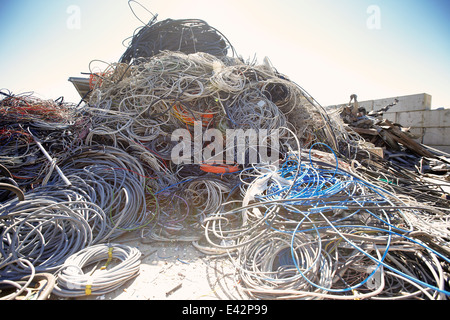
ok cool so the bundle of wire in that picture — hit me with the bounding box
[0,191,101,276]
[139,173,238,242]
[119,17,235,64]
[0,91,89,189]
[0,91,78,125]
[52,243,141,298]
[199,144,450,299]
[52,146,153,239]
[347,150,450,208]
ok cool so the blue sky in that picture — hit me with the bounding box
[0,0,449,108]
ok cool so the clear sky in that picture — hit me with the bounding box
[1,0,449,108]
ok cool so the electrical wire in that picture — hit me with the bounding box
[52,243,141,298]
[1,10,449,300]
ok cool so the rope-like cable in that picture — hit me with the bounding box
[52,243,141,298]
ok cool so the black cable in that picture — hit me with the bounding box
[120,18,235,64]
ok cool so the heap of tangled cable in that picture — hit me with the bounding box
[0,49,449,299]
[198,146,450,299]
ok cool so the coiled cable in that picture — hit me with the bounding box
[52,243,141,298]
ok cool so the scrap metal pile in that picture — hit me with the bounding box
[1,14,449,300]
[340,95,446,171]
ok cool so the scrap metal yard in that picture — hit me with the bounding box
[1,1,450,302]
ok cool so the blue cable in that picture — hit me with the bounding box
[245,144,450,296]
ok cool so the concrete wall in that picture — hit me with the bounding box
[328,93,450,154]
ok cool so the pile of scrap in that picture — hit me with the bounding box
[341,94,449,170]
[337,94,450,207]
[1,9,450,301]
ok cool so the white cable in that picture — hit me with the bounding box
[53,243,142,298]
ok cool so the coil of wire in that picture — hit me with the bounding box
[52,243,141,298]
